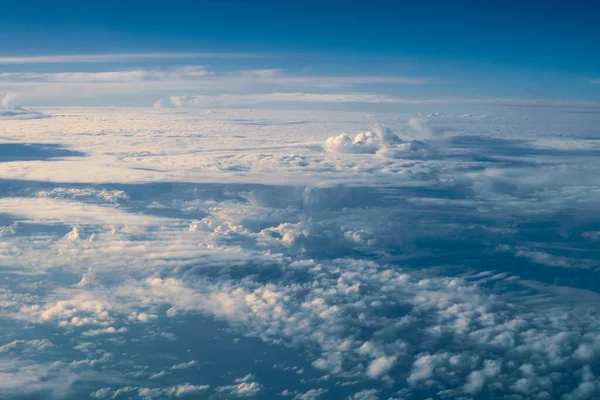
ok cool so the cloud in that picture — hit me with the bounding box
[347,389,380,400]
[0,91,18,109]
[81,327,128,337]
[366,356,397,378]
[92,384,210,399]
[236,69,285,78]
[323,124,428,158]
[0,52,271,64]
[216,375,263,397]
[0,339,53,353]
[0,66,213,83]
[2,107,600,400]
[1,65,431,104]
[153,93,421,108]
[293,388,329,399]
[497,245,599,269]
[170,360,198,370]
[153,93,600,109]
[0,92,48,119]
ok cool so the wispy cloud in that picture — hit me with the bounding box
[0,66,212,83]
[0,67,429,86]
[591,80,600,84]
[154,93,600,108]
[0,66,433,103]
[0,52,272,64]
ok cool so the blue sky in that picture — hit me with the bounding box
[1,0,599,106]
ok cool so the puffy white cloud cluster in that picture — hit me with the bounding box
[91,384,210,399]
[215,374,263,397]
[323,124,428,158]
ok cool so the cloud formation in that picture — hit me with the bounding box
[0,52,271,64]
[2,107,600,399]
[0,92,48,119]
[323,124,428,157]
[153,93,600,108]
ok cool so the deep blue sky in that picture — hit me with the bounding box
[1,0,599,104]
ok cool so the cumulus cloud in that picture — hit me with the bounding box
[293,388,329,399]
[0,92,48,119]
[347,389,380,400]
[366,355,396,378]
[0,339,54,353]
[91,384,210,399]
[216,375,263,397]
[323,124,428,158]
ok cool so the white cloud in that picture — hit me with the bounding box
[0,91,48,119]
[0,52,270,64]
[81,327,128,337]
[236,69,285,78]
[0,339,54,353]
[153,93,422,108]
[0,91,18,109]
[347,389,379,400]
[366,356,396,378]
[294,388,329,399]
[170,360,198,370]
[153,93,600,108]
[92,384,210,399]
[0,66,213,83]
[216,375,263,397]
[323,124,428,158]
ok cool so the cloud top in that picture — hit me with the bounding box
[0,92,48,119]
[323,124,428,157]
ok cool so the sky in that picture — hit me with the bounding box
[0,0,599,107]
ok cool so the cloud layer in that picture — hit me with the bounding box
[1,107,600,399]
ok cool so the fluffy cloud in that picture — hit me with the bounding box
[91,384,210,399]
[323,124,428,158]
[0,92,48,119]
[216,375,263,397]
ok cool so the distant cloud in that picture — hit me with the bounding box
[0,91,18,109]
[216,375,262,397]
[154,93,600,108]
[323,124,428,158]
[0,66,213,83]
[0,52,272,64]
[153,93,406,108]
[235,69,285,78]
[591,80,600,84]
[0,92,49,119]
[0,66,432,104]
